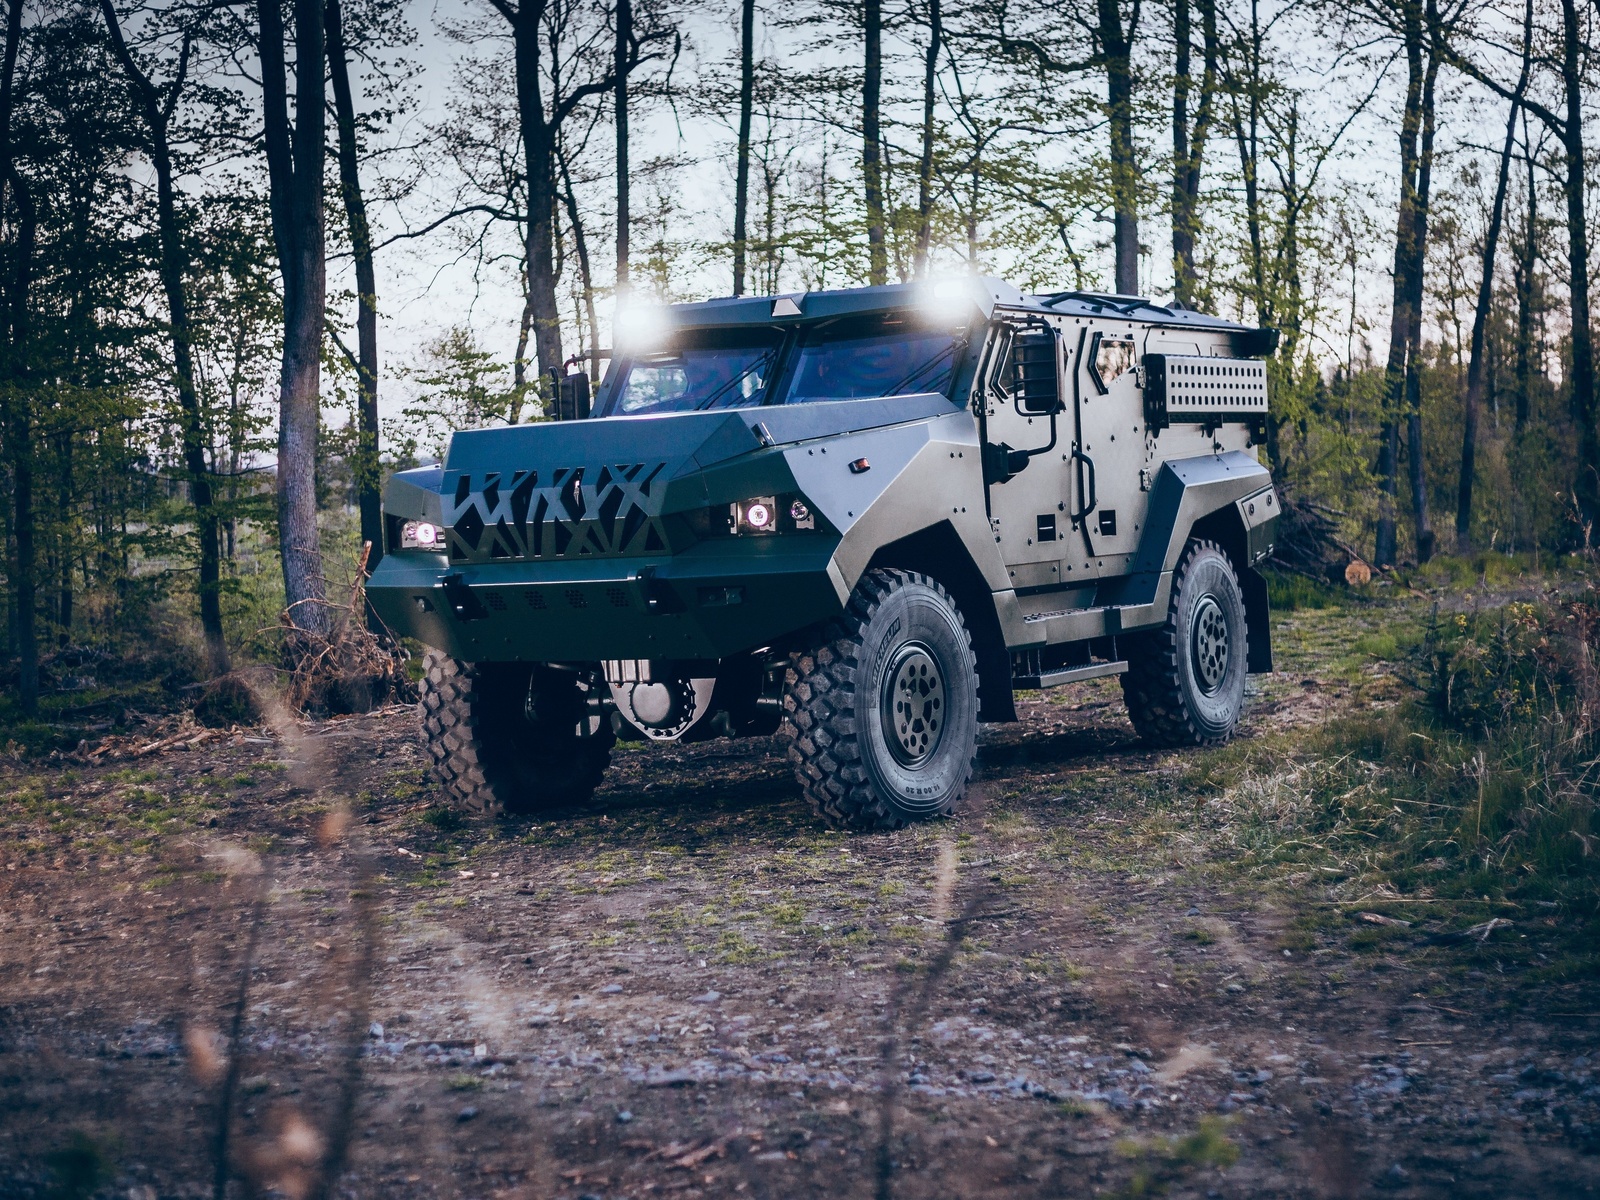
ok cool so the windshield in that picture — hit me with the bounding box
[596,315,970,416]
[782,318,964,405]
[601,329,782,416]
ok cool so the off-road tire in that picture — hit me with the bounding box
[419,650,613,817]
[1121,539,1248,746]
[781,569,979,831]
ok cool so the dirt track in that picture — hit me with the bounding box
[2,599,1599,1199]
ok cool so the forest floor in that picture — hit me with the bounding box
[2,571,1599,1200]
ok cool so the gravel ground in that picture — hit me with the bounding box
[2,594,1598,1199]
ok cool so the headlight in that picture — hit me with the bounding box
[730,496,778,534]
[399,519,444,551]
[726,494,817,535]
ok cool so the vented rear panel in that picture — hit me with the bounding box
[1143,354,1269,430]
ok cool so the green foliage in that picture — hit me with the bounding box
[391,327,533,464]
[1208,593,1600,946]
[1262,567,1344,611]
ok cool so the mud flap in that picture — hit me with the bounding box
[1241,567,1272,673]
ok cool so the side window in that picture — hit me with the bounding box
[620,363,690,412]
[1090,333,1137,393]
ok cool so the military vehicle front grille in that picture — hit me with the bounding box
[441,463,671,562]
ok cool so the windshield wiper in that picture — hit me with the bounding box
[882,342,957,397]
[693,350,777,411]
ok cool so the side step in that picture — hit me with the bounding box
[1013,660,1128,690]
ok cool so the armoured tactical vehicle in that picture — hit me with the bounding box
[368,277,1281,830]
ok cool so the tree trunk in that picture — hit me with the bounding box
[326,0,384,626]
[732,0,754,295]
[1100,0,1139,293]
[1374,0,1425,569]
[1556,0,1597,529]
[513,272,534,411]
[862,0,887,285]
[1404,33,1439,564]
[55,431,70,632]
[1512,136,1536,433]
[1229,0,1269,328]
[101,5,230,672]
[510,4,564,385]
[913,0,941,278]
[558,143,600,383]
[260,0,329,636]
[615,0,630,297]
[1170,0,1215,306]
[3,0,38,712]
[1456,0,1531,554]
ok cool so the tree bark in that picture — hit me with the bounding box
[260,0,329,636]
[1555,0,1597,528]
[1170,0,1215,305]
[732,0,754,294]
[862,0,887,285]
[913,0,941,278]
[615,0,631,297]
[514,6,563,384]
[1404,23,1439,564]
[1374,0,1425,569]
[101,5,230,672]
[557,143,600,382]
[1512,133,1536,433]
[1456,0,1531,553]
[2,0,38,713]
[1099,0,1140,294]
[326,0,383,626]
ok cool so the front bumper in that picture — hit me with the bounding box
[368,536,846,663]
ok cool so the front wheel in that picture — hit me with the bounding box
[1121,539,1248,745]
[781,569,979,831]
[419,651,614,817]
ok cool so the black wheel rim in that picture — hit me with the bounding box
[881,641,947,767]
[1191,594,1230,695]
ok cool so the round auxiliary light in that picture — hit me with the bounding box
[745,502,772,530]
[790,500,810,522]
[416,521,438,545]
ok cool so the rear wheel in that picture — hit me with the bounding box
[1121,539,1248,745]
[419,651,613,816]
[781,569,979,830]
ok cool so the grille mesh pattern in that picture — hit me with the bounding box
[441,463,670,563]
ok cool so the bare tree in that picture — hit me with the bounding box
[732,0,755,294]
[913,0,942,277]
[862,0,887,284]
[484,0,672,386]
[103,2,239,675]
[615,0,630,296]
[325,0,383,624]
[1446,0,1596,530]
[0,0,37,713]
[260,0,329,636]
[1371,0,1431,567]
[1455,0,1533,552]
[1170,0,1218,306]
[1098,0,1141,292]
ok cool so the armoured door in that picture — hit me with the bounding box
[977,315,1076,594]
[1063,317,1153,583]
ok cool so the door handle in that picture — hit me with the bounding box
[1071,446,1097,523]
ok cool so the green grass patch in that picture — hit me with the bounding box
[1263,567,1347,612]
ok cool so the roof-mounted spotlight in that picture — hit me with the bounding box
[771,295,804,318]
[614,302,672,351]
[916,275,983,324]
